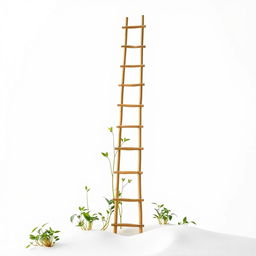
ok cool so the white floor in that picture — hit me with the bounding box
[3,225,256,256]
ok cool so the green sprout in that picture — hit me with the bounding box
[98,198,115,231]
[26,223,60,248]
[70,186,99,230]
[178,217,196,225]
[152,203,177,225]
[101,127,132,227]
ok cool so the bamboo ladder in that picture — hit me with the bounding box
[112,15,146,233]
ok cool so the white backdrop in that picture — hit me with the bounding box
[1,0,256,248]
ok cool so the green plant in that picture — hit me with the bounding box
[98,198,115,230]
[152,203,177,224]
[101,127,132,226]
[118,178,132,224]
[70,186,99,230]
[26,223,60,248]
[178,217,196,225]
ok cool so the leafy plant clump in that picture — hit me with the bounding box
[26,223,60,248]
[152,203,177,225]
[152,203,197,226]
[178,217,196,225]
[70,186,99,230]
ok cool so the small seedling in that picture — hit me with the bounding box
[98,198,115,230]
[70,186,99,230]
[101,127,132,225]
[26,223,60,248]
[178,217,196,225]
[118,178,132,225]
[152,203,177,225]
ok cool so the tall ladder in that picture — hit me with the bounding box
[112,15,146,234]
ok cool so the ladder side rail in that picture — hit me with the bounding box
[113,16,129,233]
[137,14,145,233]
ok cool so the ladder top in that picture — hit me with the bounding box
[122,25,146,29]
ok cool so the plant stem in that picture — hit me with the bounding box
[107,157,115,199]
[86,189,89,210]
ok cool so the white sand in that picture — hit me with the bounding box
[3,225,256,256]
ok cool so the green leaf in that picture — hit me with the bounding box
[85,186,90,192]
[70,214,76,222]
[101,152,109,157]
[108,127,113,132]
[31,226,38,233]
[29,234,36,240]
[26,244,31,248]
[79,206,85,211]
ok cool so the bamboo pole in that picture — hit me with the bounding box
[113,16,129,233]
[137,14,145,233]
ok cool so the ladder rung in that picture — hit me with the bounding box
[117,125,144,128]
[114,171,143,174]
[120,65,145,68]
[117,104,144,107]
[122,25,146,29]
[121,45,146,48]
[112,223,144,228]
[118,83,145,87]
[113,198,144,202]
[115,147,144,151]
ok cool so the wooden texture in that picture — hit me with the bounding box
[115,147,144,150]
[121,45,146,48]
[113,15,146,234]
[117,104,144,107]
[120,64,145,68]
[118,83,145,87]
[116,125,144,128]
[113,198,144,202]
[112,223,144,227]
[122,25,146,29]
[113,16,128,234]
[114,171,143,174]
